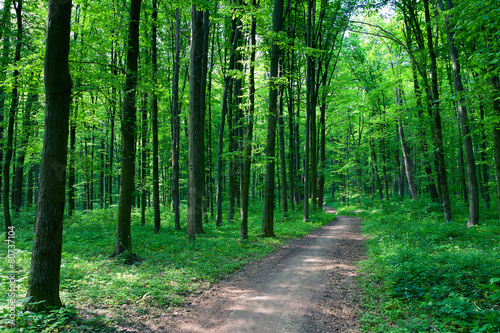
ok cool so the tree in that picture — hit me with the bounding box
[113,0,142,257]
[151,0,161,233]
[437,0,478,227]
[262,0,283,238]
[3,0,22,237]
[187,2,206,241]
[26,0,72,312]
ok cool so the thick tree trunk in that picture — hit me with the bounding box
[113,0,142,257]
[262,0,283,237]
[187,4,206,240]
[25,0,72,311]
[151,0,161,233]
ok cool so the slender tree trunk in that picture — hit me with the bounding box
[141,93,148,226]
[113,0,142,257]
[479,103,490,209]
[437,0,478,227]
[215,26,240,227]
[491,75,500,219]
[0,0,11,206]
[395,88,417,199]
[262,0,283,237]
[278,81,288,214]
[13,76,36,211]
[187,3,206,241]
[424,0,452,221]
[172,8,181,230]
[3,0,22,236]
[25,0,72,311]
[240,4,257,240]
[151,0,161,233]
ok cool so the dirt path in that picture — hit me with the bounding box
[123,210,365,332]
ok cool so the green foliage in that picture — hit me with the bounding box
[359,199,500,332]
[0,203,333,331]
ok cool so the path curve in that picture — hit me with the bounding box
[124,210,364,332]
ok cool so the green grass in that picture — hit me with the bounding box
[0,202,334,332]
[357,199,500,333]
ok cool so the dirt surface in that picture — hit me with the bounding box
[118,208,365,332]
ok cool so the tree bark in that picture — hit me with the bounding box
[395,88,417,199]
[187,3,206,240]
[26,0,72,311]
[215,25,240,227]
[437,0,478,227]
[262,0,283,237]
[152,0,161,233]
[424,0,452,221]
[491,75,500,220]
[113,0,142,257]
[240,3,257,240]
[3,0,22,236]
[172,8,181,230]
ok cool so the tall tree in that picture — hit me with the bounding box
[25,0,72,311]
[3,0,22,236]
[113,0,142,257]
[171,8,181,231]
[240,0,258,240]
[262,0,283,237]
[423,0,452,221]
[187,2,206,241]
[151,0,161,233]
[437,0,478,227]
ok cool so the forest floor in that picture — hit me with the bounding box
[114,207,365,332]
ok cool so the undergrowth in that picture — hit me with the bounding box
[358,198,500,333]
[0,202,333,332]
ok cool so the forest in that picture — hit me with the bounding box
[1,0,499,331]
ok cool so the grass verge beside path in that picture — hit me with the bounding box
[346,199,500,333]
[0,203,333,332]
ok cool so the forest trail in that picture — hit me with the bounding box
[124,209,365,332]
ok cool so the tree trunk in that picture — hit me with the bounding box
[491,75,500,219]
[113,0,142,257]
[187,3,206,241]
[278,81,288,214]
[25,0,72,311]
[13,76,36,211]
[424,0,452,221]
[395,88,417,199]
[3,0,22,236]
[0,0,11,206]
[172,8,181,230]
[262,0,283,237]
[141,93,148,226]
[152,0,161,233]
[215,25,240,227]
[438,0,478,227]
[240,3,257,241]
